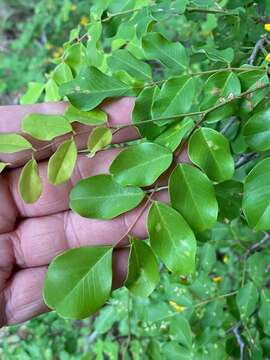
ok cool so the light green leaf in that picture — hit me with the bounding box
[243,158,270,231]
[188,127,234,182]
[147,201,197,275]
[108,50,152,81]
[142,33,189,74]
[258,289,270,336]
[170,315,193,349]
[48,139,77,185]
[110,142,173,187]
[43,246,113,319]
[44,79,61,102]
[200,71,241,123]
[132,86,165,140]
[169,164,218,233]
[154,118,193,151]
[70,174,145,219]
[22,113,73,141]
[0,162,8,173]
[152,76,195,126]
[236,282,258,321]
[53,62,73,85]
[64,43,86,75]
[87,127,112,154]
[20,82,44,105]
[125,239,160,297]
[243,109,270,151]
[0,134,32,153]
[19,158,42,204]
[64,104,107,126]
[60,67,136,111]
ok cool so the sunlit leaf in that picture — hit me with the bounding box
[53,62,73,85]
[20,82,44,105]
[44,79,61,102]
[19,158,42,204]
[48,138,77,185]
[44,246,113,319]
[0,134,32,153]
[110,142,173,187]
[64,104,107,126]
[87,127,112,154]
[70,174,145,219]
[22,113,72,141]
[148,201,197,275]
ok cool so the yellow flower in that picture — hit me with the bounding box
[212,276,223,283]
[223,255,229,264]
[264,23,270,32]
[265,54,270,62]
[45,43,53,50]
[169,301,186,313]
[52,48,64,59]
[71,4,77,11]
[80,16,89,27]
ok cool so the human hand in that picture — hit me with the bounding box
[0,98,188,326]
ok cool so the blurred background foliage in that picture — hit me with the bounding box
[1,0,270,359]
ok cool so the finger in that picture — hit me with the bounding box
[8,191,168,269]
[2,248,129,326]
[0,97,138,167]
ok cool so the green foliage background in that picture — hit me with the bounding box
[2,0,270,359]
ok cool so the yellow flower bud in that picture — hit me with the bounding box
[169,301,186,313]
[80,16,89,27]
[223,255,229,264]
[265,54,270,62]
[265,23,270,32]
[45,43,53,50]
[212,276,223,283]
[71,4,77,11]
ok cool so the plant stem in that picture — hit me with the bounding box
[186,6,232,15]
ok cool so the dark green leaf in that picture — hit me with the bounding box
[148,201,197,275]
[125,239,160,297]
[243,109,270,151]
[236,282,258,321]
[169,164,218,233]
[70,174,145,219]
[110,142,173,187]
[43,246,113,319]
[258,289,270,336]
[169,315,193,349]
[188,127,234,182]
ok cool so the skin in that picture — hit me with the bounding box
[0,97,189,326]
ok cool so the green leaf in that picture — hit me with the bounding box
[44,79,61,102]
[236,282,258,321]
[125,239,160,297]
[200,71,241,123]
[154,118,193,151]
[0,134,32,153]
[108,50,152,81]
[64,104,107,126]
[215,180,243,221]
[43,246,113,319]
[142,33,189,74]
[70,174,145,220]
[243,158,270,231]
[258,289,270,336]
[169,164,218,233]
[20,82,44,105]
[152,76,195,126]
[53,62,73,85]
[163,342,193,360]
[60,67,136,111]
[170,315,193,349]
[243,109,270,151]
[22,113,73,141]
[188,127,234,182]
[198,47,234,64]
[147,201,197,275]
[48,139,77,185]
[199,243,216,273]
[132,86,165,140]
[87,127,112,154]
[64,43,86,75]
[0,162,8,173]
[19,158,42,204]
[109,142,173,187]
